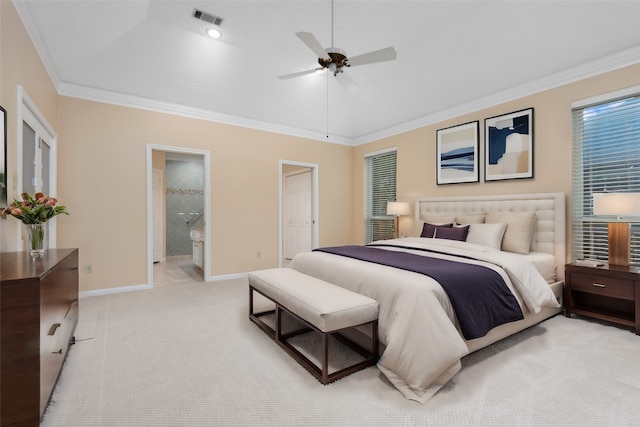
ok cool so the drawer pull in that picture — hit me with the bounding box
[592,283,606,288]
[48,323,61,336]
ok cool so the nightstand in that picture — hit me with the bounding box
[565,263,640,335]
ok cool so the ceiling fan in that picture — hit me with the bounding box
[278,0,396,80]
[278,32,397,80]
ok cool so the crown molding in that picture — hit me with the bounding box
[13,0,61,89]
[57,83,354,146]
[352,45,640,146]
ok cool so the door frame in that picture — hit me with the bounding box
[146,144,211,286]
[151,168,164,263]
[279,160,318,267]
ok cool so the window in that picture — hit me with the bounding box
[571,91,640,265]
[18,86,57,249]
[365,148,397,243]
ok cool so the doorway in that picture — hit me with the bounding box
[146,145,210,287]
[279,160,319,267]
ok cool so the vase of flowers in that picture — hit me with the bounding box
[2,192,69,257]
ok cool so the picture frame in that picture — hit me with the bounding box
[0,106,6,208]
[484,108,534,181]
[436,120,479,185]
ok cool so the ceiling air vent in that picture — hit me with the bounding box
[193,9,224,26]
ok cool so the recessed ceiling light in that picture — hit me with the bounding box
[207,27,222,39]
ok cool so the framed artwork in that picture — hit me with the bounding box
[0,106,6,207]
[484,108,534,181]
[436,120,479,185]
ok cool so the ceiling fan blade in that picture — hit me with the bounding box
[296,32,330,60]
[347,47,397,67]
[277,69,319,80]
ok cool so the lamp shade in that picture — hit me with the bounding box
[593,193,640,216]
[386,201,410,216]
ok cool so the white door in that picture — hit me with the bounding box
[152,169,163,263]
[283,170,312,261]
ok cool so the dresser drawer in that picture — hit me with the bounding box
[570,272,635,300]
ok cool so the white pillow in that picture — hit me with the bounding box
[455,213,486,224]
[420,214,456,224]
[485,211,537,254]
[466,223,507,250]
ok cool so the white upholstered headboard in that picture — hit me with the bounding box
[415,193,566,280]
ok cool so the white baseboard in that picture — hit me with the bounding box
[80,284,152,299]
[206,272,248,282]
[79,273,248,298]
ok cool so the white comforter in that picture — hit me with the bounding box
[288,237,560,403]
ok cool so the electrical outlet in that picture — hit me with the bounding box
[85,264,92,273]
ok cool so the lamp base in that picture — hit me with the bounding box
[393,216,399,239]
[608,222,631,266]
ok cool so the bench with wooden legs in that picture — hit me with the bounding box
[248,268,379,384]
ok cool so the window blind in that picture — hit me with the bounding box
[365,149,397,243]
[571,94,640,265]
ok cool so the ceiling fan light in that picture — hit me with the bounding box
[206,27,222,39]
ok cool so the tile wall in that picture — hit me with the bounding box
[165,160,204,257]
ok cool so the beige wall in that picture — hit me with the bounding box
[0,1,59,252]
[351,63,640,261]
[57,97,352,291]
[3,0,640,292]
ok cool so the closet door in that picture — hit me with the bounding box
[283,170,312,261]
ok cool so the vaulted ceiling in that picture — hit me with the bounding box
[14,1,640,145]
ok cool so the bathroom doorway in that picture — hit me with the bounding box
[146,145,210,287]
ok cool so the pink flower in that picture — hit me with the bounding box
[5,192,68,223]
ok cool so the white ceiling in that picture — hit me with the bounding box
[14,0,640,145]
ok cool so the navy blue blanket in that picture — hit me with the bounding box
[313,245,524,339]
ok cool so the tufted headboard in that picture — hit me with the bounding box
[415,193,566,280]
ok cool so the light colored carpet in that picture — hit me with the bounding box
[42,278,640,426]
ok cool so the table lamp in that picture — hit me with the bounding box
[386,201,410,239]
[593,192,640,266]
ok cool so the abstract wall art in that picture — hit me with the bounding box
[484,108,534,181]
[436,120,479,185]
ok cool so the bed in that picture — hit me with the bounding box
[288,192,566,403]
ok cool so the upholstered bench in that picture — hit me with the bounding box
[248,268,379,384]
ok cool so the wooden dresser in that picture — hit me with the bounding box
[1,248,79,426]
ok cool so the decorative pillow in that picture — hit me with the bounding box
[434,225,469,241]
[420,222,453,238]
[455,213,486,224]
[485,211,537,254]
[466,223,507,250]
[415,214,457,236]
